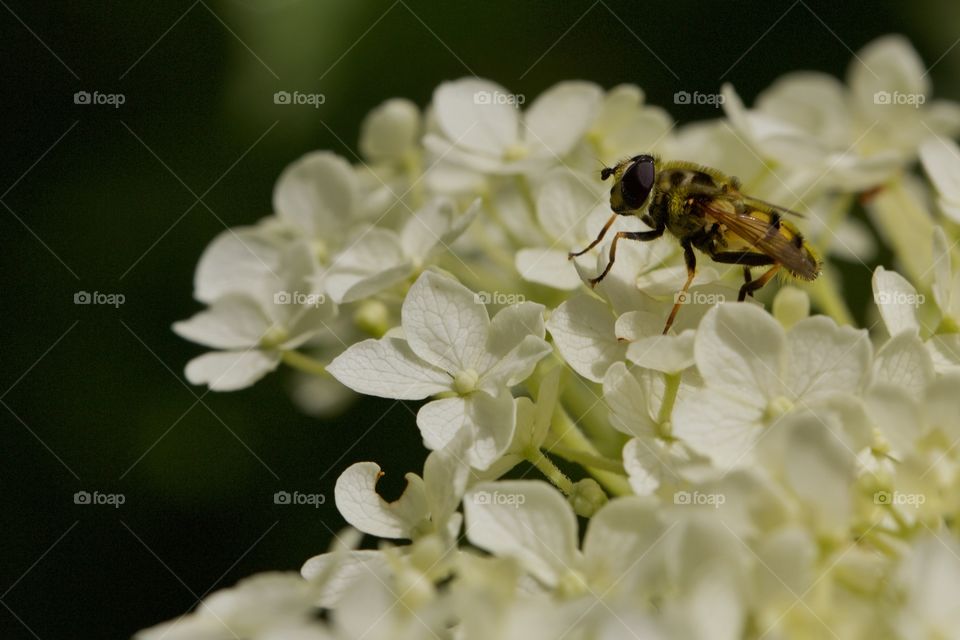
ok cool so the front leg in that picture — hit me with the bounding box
[587,224,665,287]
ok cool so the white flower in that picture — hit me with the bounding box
[135,572,320,639]
[890,535,960,638]
[584,84,673,164]
[425,78,602,175]
[360,98,421,165]
[327,271,551,468]
[672,304,872,469]
[324,197,480,303]
[174,241,333,391]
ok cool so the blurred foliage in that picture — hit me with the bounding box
[1,0,958,637]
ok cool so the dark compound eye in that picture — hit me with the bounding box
[620,155,655,209]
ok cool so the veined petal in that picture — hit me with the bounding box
[694,304,786,404]
[401,271,490,373]
[872,266,922,336]
[173,295,270,349]
[480,335,552,391]
[324,227,409,303]
[515,248,583,290]
[603,362,659,439]
[873,331,934,395]
[546,294,623,383]
[327,337,450,400]
[417,391,516,470]
[785,316,872,402]
[672,388,764,470]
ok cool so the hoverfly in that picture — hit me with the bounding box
[569,154,820,334]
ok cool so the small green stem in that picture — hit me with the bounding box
[281,350,328,376]
[656,373,681,434]
[550,406,632,496]
[525,448,574,495]
[546,445,625,474]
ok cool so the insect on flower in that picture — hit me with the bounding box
[569,154,820,333]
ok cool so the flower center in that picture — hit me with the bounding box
[502,142,529,162]
[453,369,479,395]
[556,569,589,599]
[311,239,329,262]
[764,395,795,422]
[260,324,290,350]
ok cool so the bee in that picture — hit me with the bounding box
[569,154,820,333]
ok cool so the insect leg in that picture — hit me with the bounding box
[707,250,777,300]
[738,264,781,302]
[587,225,665,287]
[662,238,697,334]
[568,214,617,259]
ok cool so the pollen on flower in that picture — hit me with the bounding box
[453,368,479,394]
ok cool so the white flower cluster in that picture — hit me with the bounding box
[148,35,960,639]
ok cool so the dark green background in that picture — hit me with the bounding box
[2,1,957,637]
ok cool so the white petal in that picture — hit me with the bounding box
[626,331,696,374]
[534,168,605,245]
[173,295,270,349]
[672,389,764,470]
[622,437,689,496]
[546,295,623,383]
[184,350,280,391]
[602,362,658,438]
[920,137,960,203]
[873,331,934,395]
[273,151,359,238]
[486,301,547,356]
[524,81,602,158]
[193,223,288,304]
[359,98,420,163]
[783,411,856,531]
[865,384,921,453]
[423,446,471,529]
[326,337,450,400]
[928,333,960,374]
[581,496,663,591]
[324,227,409,303]
[515,248,582,290]
[300,549,389,608]
[464,480,580,586]
[480,335,552,391]
[850,35,929,116]
[400,197,481,261]
[694,304,786,403]
[401,271,490,372]
[334,462,427,539]
[872,266,922,336]
[433,77,519,155]
[417,391,516,470]
[785,316,872,402]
